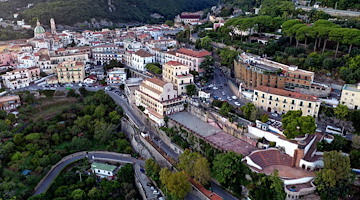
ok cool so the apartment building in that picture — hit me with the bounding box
[135,78,184,126]
[56,61,85,83]
[253,86,321,117]
[340,83,360,110]
[92,44,122,65]
[131,49,155,72]
[2,67,40,89]
[107,67,127,86]
[162,61,194,95]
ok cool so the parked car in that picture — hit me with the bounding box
[232,96,238,100]
[222,91,226,96]
[153,190,160,195]
[234,102,241,106]
[271,113,279,117]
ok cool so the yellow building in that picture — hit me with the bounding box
[340,84,360,110]
[162,61,194,95]
[56,61,85,84]
[253,86,321,117]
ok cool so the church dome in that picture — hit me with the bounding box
[34,25,45,34]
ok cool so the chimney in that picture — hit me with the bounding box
[292,140,306,167]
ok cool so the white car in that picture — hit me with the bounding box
[218,97,224,101]
[232,96,238,100]
[227,96,232,101]
[222,91,226,96]
[234,101,241,106]
[153,190,160,195]
[213,87,218,90]
[272,113,279,117]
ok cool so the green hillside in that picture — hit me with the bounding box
[0,0,217,26]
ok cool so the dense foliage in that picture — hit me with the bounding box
[0,90,132,199]
[2,0,217,25]
[31,161,139,200]
[146,63,162,75]
[315,151,354,200]
[281,110,316,139]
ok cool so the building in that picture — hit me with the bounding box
[235,53,314,91]
[91,162,117,179]
[107,67,127,86]
[131,49,155,72]
[172,48,211,71]
[2,67,40,89]
[0,95,21,111]
[253,86,321,117]
[92,44,121,65]
[198,90,211,99]
[162,61,194,95]
[56,61,85,84]
[175,12,202,25]
[340,83,360,110]
[83,75,97,84]
[135,78,184,126]
[34,19,45,39]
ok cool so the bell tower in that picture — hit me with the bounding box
[50,18,57,35]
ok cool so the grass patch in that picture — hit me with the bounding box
[32,97,80,121]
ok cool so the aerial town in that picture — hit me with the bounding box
[0,0,359,200]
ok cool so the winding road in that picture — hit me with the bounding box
[33,151,144,196]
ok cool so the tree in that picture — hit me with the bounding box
[167,171,191,199]
[329,28,344,57]
[249,170,285,200]
[315,151,353,200]
[185,84,196,96]
[352,134,360,150]
[200,36,213,51]
[219,48,238,68]
[71,189,86,200]
[241,102,256,120]
[281,110,316,139]
[193,157,211,185]
[165,20,174,27]
[159,167,171,187]
[282,19,302,45]
[145,159,161,182]
[178,149,201,176]
[342,28,360,54]
[87,187,100,200]
[350,150,360,168]
[212,152,250,195]
[334,104,349,120]
[94,121,116,143]
[261,113,269,123]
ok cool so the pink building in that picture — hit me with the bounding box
[0,52,13,66]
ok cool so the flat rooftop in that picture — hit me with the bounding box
[169,112,258,156]
[343,84,360,92]
[169,112,221,137]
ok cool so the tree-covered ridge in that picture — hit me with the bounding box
[11,0,217,25]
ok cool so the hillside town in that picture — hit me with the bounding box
[0,1,359,200]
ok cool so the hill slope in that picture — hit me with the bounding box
[0,0,217,26]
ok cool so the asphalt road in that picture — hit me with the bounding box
[107,90,179,160]
[33,152,142,196]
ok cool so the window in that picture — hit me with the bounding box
[300,101,303,106]
[291,100,295,105]
[308,103,312,108]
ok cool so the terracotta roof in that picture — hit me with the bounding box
[180,14,201,19]
[166,61,183,66]
[0,95,20,103]
[93,44,118,48]
[177,48,211,58]
[22,56,31,59]
[134,49,154,57]
[146,78,167,87]
[166,51,177,56]
[255,86,319,102]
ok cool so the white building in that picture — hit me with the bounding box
[2,67,41,89]
[131,49,155,72]
[107,68,127,86]
[91,162,117,179]
[92,44,121,65]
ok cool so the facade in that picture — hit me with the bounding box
[92,44,121,65]
[0,95,21,111]
[340,83,360,110]
[173,48,211,71]
[175,12,202,25]
[199,90,211,99]
[56,61,85,84]
[107,67,127,86]
[162,61,194,95]
[235,53,314,91]
[135,78,184,126]
[91,162,117,179]
[2,67,40,89]
[253,86,321,117]
[131,49,155,72]
[34,20,45,39]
